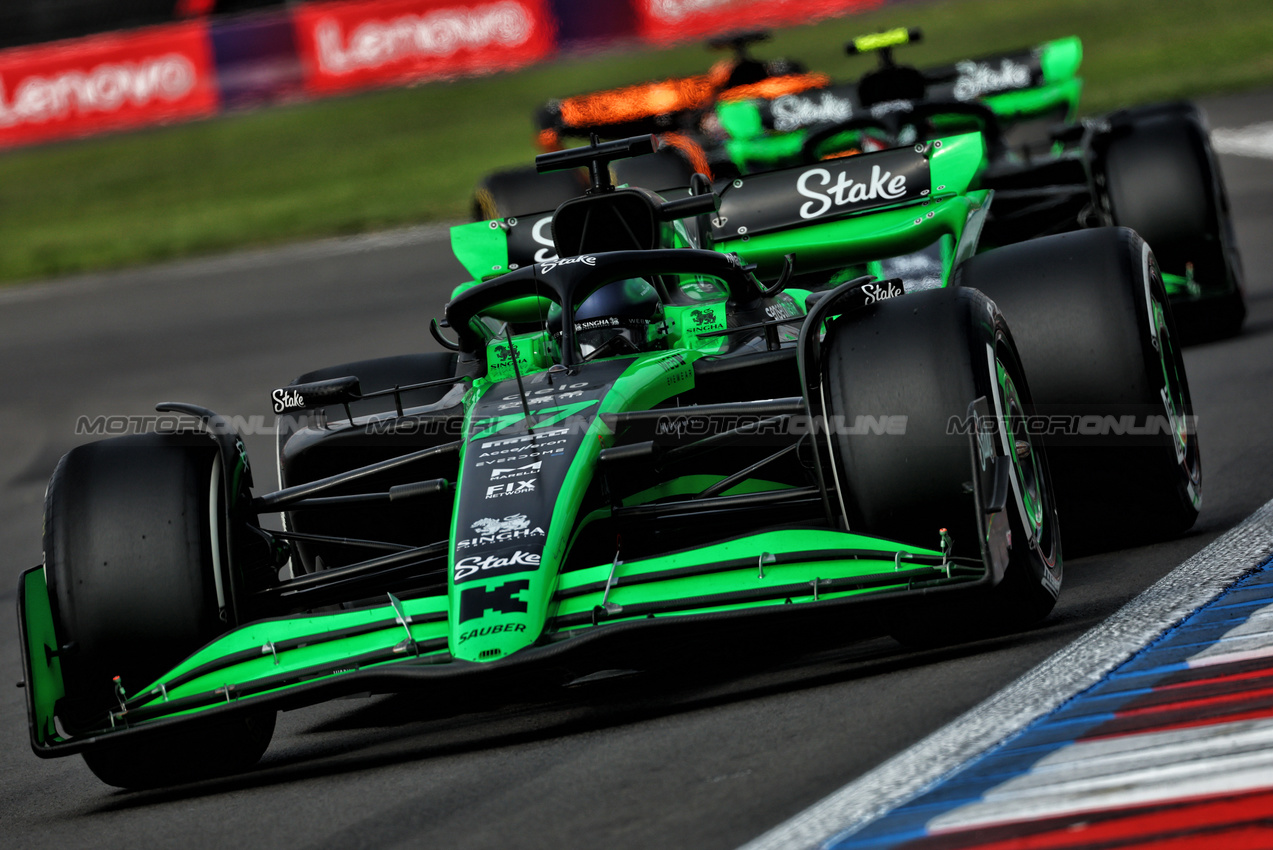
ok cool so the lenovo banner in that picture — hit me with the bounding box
[635,0,883,44]
[294,0,556,95]
[0,23,218,148]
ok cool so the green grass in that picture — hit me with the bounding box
[3,0,1273,283]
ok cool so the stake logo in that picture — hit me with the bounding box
[953,58,1034,101]
[771,91,854,132]
[454,550,540,583]
[862,280,904,304]
[537,255,596,273]
[531,214,557,263]
[797,164,909,220]
[271,388,305,414]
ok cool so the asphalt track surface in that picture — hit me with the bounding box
[2,90,1273,850]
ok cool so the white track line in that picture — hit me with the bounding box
[740,497,1273,850]
[1212,123,1273,160]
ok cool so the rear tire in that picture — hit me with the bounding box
[957,227,1201,548]
[822,287,1063,642]
[43,433,275,786]
[1100,103,1245,342]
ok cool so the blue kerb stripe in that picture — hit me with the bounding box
[828,559,1273,849]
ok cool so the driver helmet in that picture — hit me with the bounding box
[548,278,667,358]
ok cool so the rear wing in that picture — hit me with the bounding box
[534,75,718,148]
[711,132,991,278]
[716,36,1084,145]
[534,72,832,147]
[923,36,1083,123]
[455,133,990,288]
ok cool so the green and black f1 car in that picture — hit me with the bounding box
[19,133,1198,788]
[478,28,1244,342]
[719,28,1245,342]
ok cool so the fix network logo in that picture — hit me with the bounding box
[486,480,536,499]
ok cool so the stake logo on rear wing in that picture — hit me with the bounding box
[711,144,932,240]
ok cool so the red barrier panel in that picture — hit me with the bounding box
[635,0,884,44]
[294,0,556,95]
[0,23,218,148]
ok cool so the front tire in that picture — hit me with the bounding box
[822,287,1063,640]
[44,433,275,787]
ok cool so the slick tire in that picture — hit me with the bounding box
[43,433,276,785]
[822,287,1063,642]
[956,227,1201,548]
[472,166,588,221]
[1101,102,1246,342]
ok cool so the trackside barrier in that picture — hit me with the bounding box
[0,21,219,148]
[0,0,887,149]
[634,0,883,45]
[292,0,557,95]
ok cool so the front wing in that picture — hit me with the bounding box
[19,528,984,756]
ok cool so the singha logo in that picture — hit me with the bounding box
[471,514,532,535]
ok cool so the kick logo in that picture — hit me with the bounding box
[458,579,530,624]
